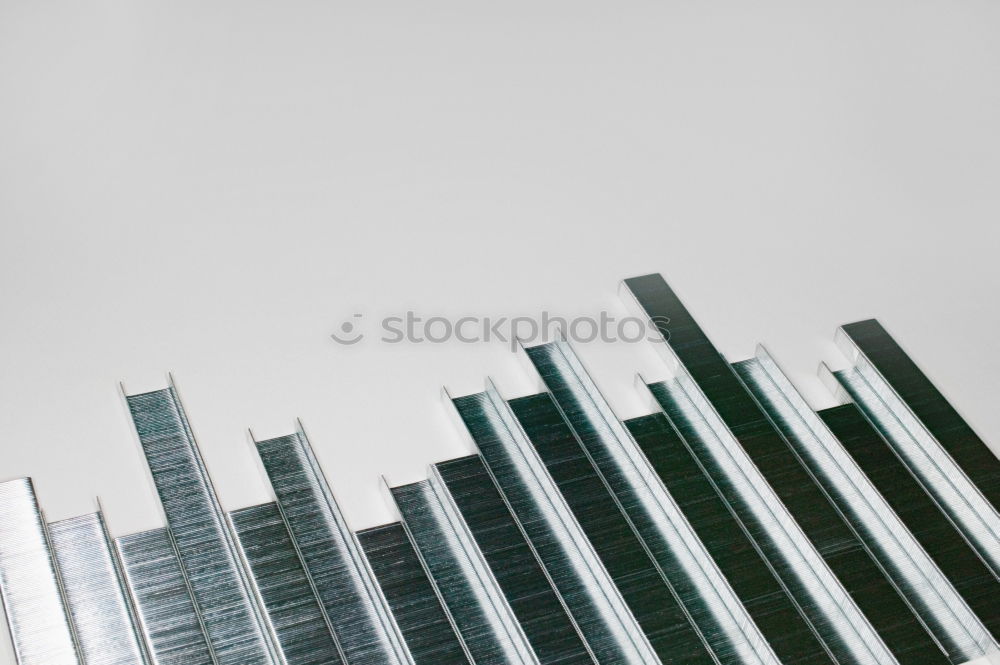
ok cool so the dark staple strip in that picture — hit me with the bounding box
[116,528,214,665]
[390,475,538,665]
[523,341,782,665]
[818,403,1000,648]
[453,388,661,665]
[736,350,996,664]
[254,430,412,665]
[357,522,472,665]
[624,273,949,665]
[622,411,836,665]
[509,392,740,665]
[125,387,279,665]
[434,455,597,665]
[839,319,1000,511]
[229,502,343,665]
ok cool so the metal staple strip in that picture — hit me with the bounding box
[0,477,81,665]
[115,528,214,665]
[451,382,660,665]
[229,502,344,665]
[522,339,782,665]
[832,331,1000,577]
[253,428,412,665]
[735,347,996,663]
[48,512,152,665]
[356,522,472,665]
[390,474,540,665]
[124,386,280,665]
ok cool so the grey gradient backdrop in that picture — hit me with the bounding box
[1,1,998,663]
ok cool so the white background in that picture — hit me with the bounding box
[1,1,998,663]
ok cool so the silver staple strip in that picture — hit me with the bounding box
[48,512,152,665]
[833,330,1000,576]
[390,474,540,665]
[737,347,997,662]
[124,386,280,665]
[229,502,343,665]
[0,477,81,665]
[253,428,412,665]
[115,527,214,665]
[453,381,661,665]
[523,340,782,665]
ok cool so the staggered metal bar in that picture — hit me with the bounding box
[357,522,471,665]
[522,339,781,665]
[4,273,999,665]
[508,392,722,665]
[125,386,280,665]
[115,528,214,665]
[832,325,1000,578]
[817,403,1000,651]
[0,478,80,665]
[452,382,661,665]
[621,411,836,665]
[253,429,412,665]
[735,347,996,664]
[622,273,950,665]
[229,502,343,665]
[48,512,151,665]
[390,473,539,665]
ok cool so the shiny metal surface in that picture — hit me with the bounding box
[115,528,214,665]
[832,329,1000,578]
[451,382,660,665]
[48,512,151,665]
[390,474,539,665]
[522,339,781,665]
[254,429,411,665]
[230,502,343,665]
[357,522,471,665]
[125,386,279,665]
[736,347,996,663]
[623,272,951,665]
[0,477,80,665]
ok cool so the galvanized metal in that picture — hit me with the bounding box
[0,477,80,665]
[115,528,214,665]
[253,428,412,665]
[736,346,997,663]
[48,512,151,665]
[125,386,280,665]
[229,502,343,665]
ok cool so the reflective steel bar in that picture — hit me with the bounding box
[48,512,151,665]
[622,272,948,665]
[357,522,471,665]
[229,502,344,665]
[832,326,1000,577]
[254,429,412,665]
[0,477,80,665]
[523,339,783,665]
[390,472,539,665]
[736,346,996,664]
[451,382,661,665]
[125,386,279,665]
[116,528,214,665]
